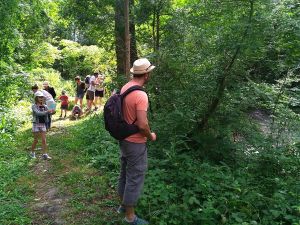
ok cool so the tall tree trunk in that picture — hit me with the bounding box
[152,8,156,52]
[155,11,160,52]
[115,0,137,78]
[115,0,125,77]
[152,1,161,55]
[124,0,130,80]
[130,0,138,64]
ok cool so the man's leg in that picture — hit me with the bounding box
[87,100,92,110]
[94,96,99,106]
[118,154,127,204]
[92,96,97,109]
[125,206,135,222]
[86,92,90,110]
[99,91,104,106]
[120,141,148,222]
[74,96,78,105]
[99,97,103,106]
[79,98,83,109]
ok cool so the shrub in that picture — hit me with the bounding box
[28,68,74,97]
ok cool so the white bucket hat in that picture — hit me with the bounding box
[130,58,155,75]
[34,91,44,97]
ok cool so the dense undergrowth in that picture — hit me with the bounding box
[0,96,299,224]
[1,65,300,224]
[0,152,32,224]
[0,125,34,224]
[59,111,300,225]
[0,72,33,224]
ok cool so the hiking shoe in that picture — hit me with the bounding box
[125,216,149,225]
[42,154,52,160]
[117,205,126,214]
[30,152,36,159]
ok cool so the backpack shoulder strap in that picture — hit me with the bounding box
[120,85,145,124]
[121,85,145,99]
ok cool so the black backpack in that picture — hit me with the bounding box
[84,75,90,89]
[85,75,90,84]
[104,85,145,140]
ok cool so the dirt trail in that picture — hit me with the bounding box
[26,109,273,225]
[27,109,119,225]
[31,160,68,225]
[29,118,71,225]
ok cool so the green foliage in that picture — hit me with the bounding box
[44,114,121,224]
[0,71,31,148]
[0,0,19,62]
[0,0,299,224]
[0,129,34,224]
[0,156,32,224]
[59,0,115,47]
[145,0,300,154]
[0,69,33,224]
[31,42,60,68]
[28,68,74,96]
[136,148,300,225]
[55,111,299,225]
[0,0,51,67]
[54,39,112,79]
[74,114,120,176]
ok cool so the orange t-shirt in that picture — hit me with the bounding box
[121,81,148,143]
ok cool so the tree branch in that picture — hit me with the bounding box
[196,0,254,131]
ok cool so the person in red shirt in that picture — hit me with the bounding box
[58,90,69,118]
[117,58,156,225]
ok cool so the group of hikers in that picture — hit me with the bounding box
[30,72,105,159]
[30,58,156,225]
[75,72,106,113]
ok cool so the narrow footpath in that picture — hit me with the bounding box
[22,113,123,225]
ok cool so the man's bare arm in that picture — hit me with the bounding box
[135,110,156,141]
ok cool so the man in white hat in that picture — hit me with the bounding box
[117,58,156,225]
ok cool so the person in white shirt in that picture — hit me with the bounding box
[86,72,99,111]
[95,73,105,108]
